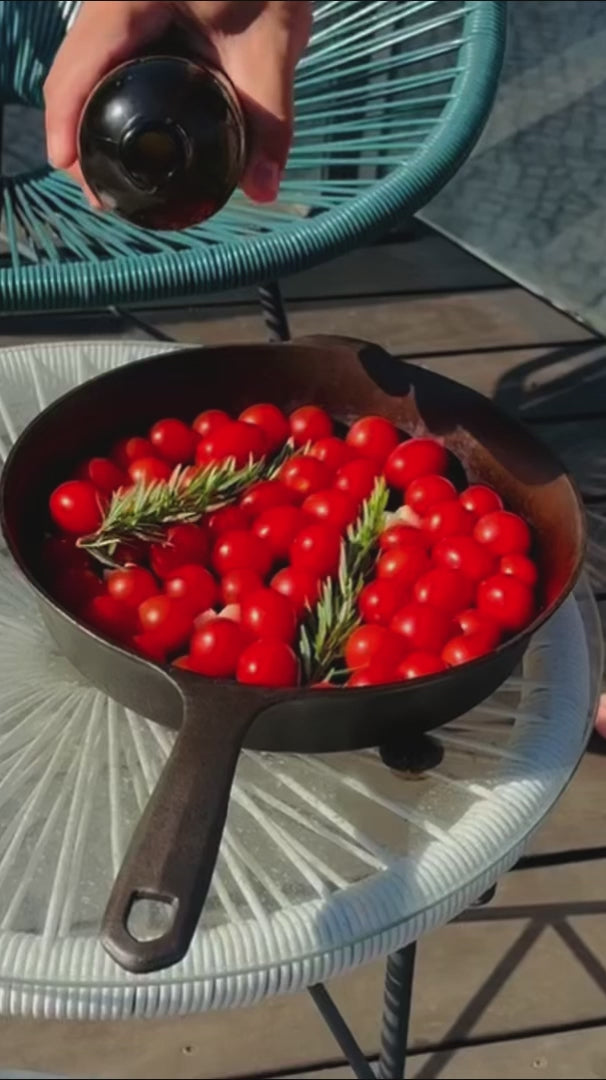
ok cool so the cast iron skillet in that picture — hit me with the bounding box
[0,336,585,975]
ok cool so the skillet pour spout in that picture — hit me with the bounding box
[0,335,585,973]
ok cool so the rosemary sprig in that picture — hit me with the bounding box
[298,477,388,684]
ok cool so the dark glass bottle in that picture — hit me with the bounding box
[77,55,246,231]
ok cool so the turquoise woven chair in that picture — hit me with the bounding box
[0,0,505,319]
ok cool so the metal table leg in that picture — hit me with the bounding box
[257,281,291,341]
[377,943,417,1079]
[308,984,375,1080]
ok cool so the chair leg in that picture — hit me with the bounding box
[257,281,291,342]
[377,943,417,1079]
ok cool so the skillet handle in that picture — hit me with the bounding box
[101,682,259,973]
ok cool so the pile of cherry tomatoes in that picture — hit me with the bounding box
[45,403,539,689]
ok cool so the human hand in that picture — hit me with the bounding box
[44,0,311,204]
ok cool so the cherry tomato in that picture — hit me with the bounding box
[385,439,448,491]
[500,553,539,589]
[477,574,535,632]
[84,594,137,642]
[390,602,452,653]
[192,409,230,439]
[206,504,249,540]
[212,529,273,577]
[252,505,308,560]
[289,406,333,446]
[236,640,299,687]
[76,457,126,495]
[128,457,172,485]
[42,536,90,574]
[473,511,531,557]
[164,564,218,615]
[290,522,341,578]
[453,608,502,648]
[241,588,297,644]
[302,489,358,531]
[346,416,399,464]
[112,436,154,470]
[379,524,428,552]
[432,536,496,583]
[397,652,447,680]
[107,567,158,608]
[132,632,168,663]
[460,484,503,518]
[422,501,474,544]
[376,545,430,590]
[346,657,401,686]
[113,539,149,566]
[442,632,495,667]
[345,625,406,671]
[150,523,209,578]
[334,459,379,503]
[138,595,193,651]
[279,456,332,500]
[149,418,197,465]
[196,420,268,467]
[405,474,456,516]
[172,654,192,670]
[49,480,103,535]
[53,567,103,611]
[358,579,403,626]
[239,403,290,453]
[189,617,248,677]
[270,566,320,617]
[221,568,264,606]
[310,437,355,472]
[413,567,474,616]
[240,480,295,517]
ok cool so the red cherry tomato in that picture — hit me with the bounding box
[376,545,430,590]
[358,579,403,626]
[53,567,103,611]
[212,529,273,577]
[414,567,474,616]
[302,489,358,531]
[107,567,158,608]
[113,539,149,566]
[460,485,503,518]
[453,608,502,648]
[334,459,379,504]
[236,640,299,687]
[253,505,308,560]
[432,536,496,583]
[221,568,264,606]
[442,632,495,667]
[240,480,296,517]
[138,595,193,651]
[132,632,168,663]
[164,564,218,615]
[397,652,447,680]
[422,501,474,544]
[270,566,320,617]
[290,522,341,578]
[405,474,456,516]
[279,456,332,500]
[189,617,248,677]
[500,553,539,589]
[345,625,406,671]
[206,504,249,540]
[239,403,290,453]
[390,602,453,653]
[149,418,197,465]
[172,654,192,670]
[49,480,103,535]
[378,524,428,552]
[289,406,333,446]
[385,439,448,491]
[477,574,535,632]
[241,588,297,644]
[196,420,268,467]
[76,457,126,495]
[128,457,172,485]
[346,657,401,686]
[310,437,355,472]
[150,523,209,578]
[112,436,154,470]
[42,536,90,574]
[84,594,137,642]
[346,415,399,464]
[473,511,531,557]
[192,409,230,439]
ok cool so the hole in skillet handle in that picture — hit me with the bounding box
[101,679,269,974]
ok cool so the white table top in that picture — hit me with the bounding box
[0,340,599,1021]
